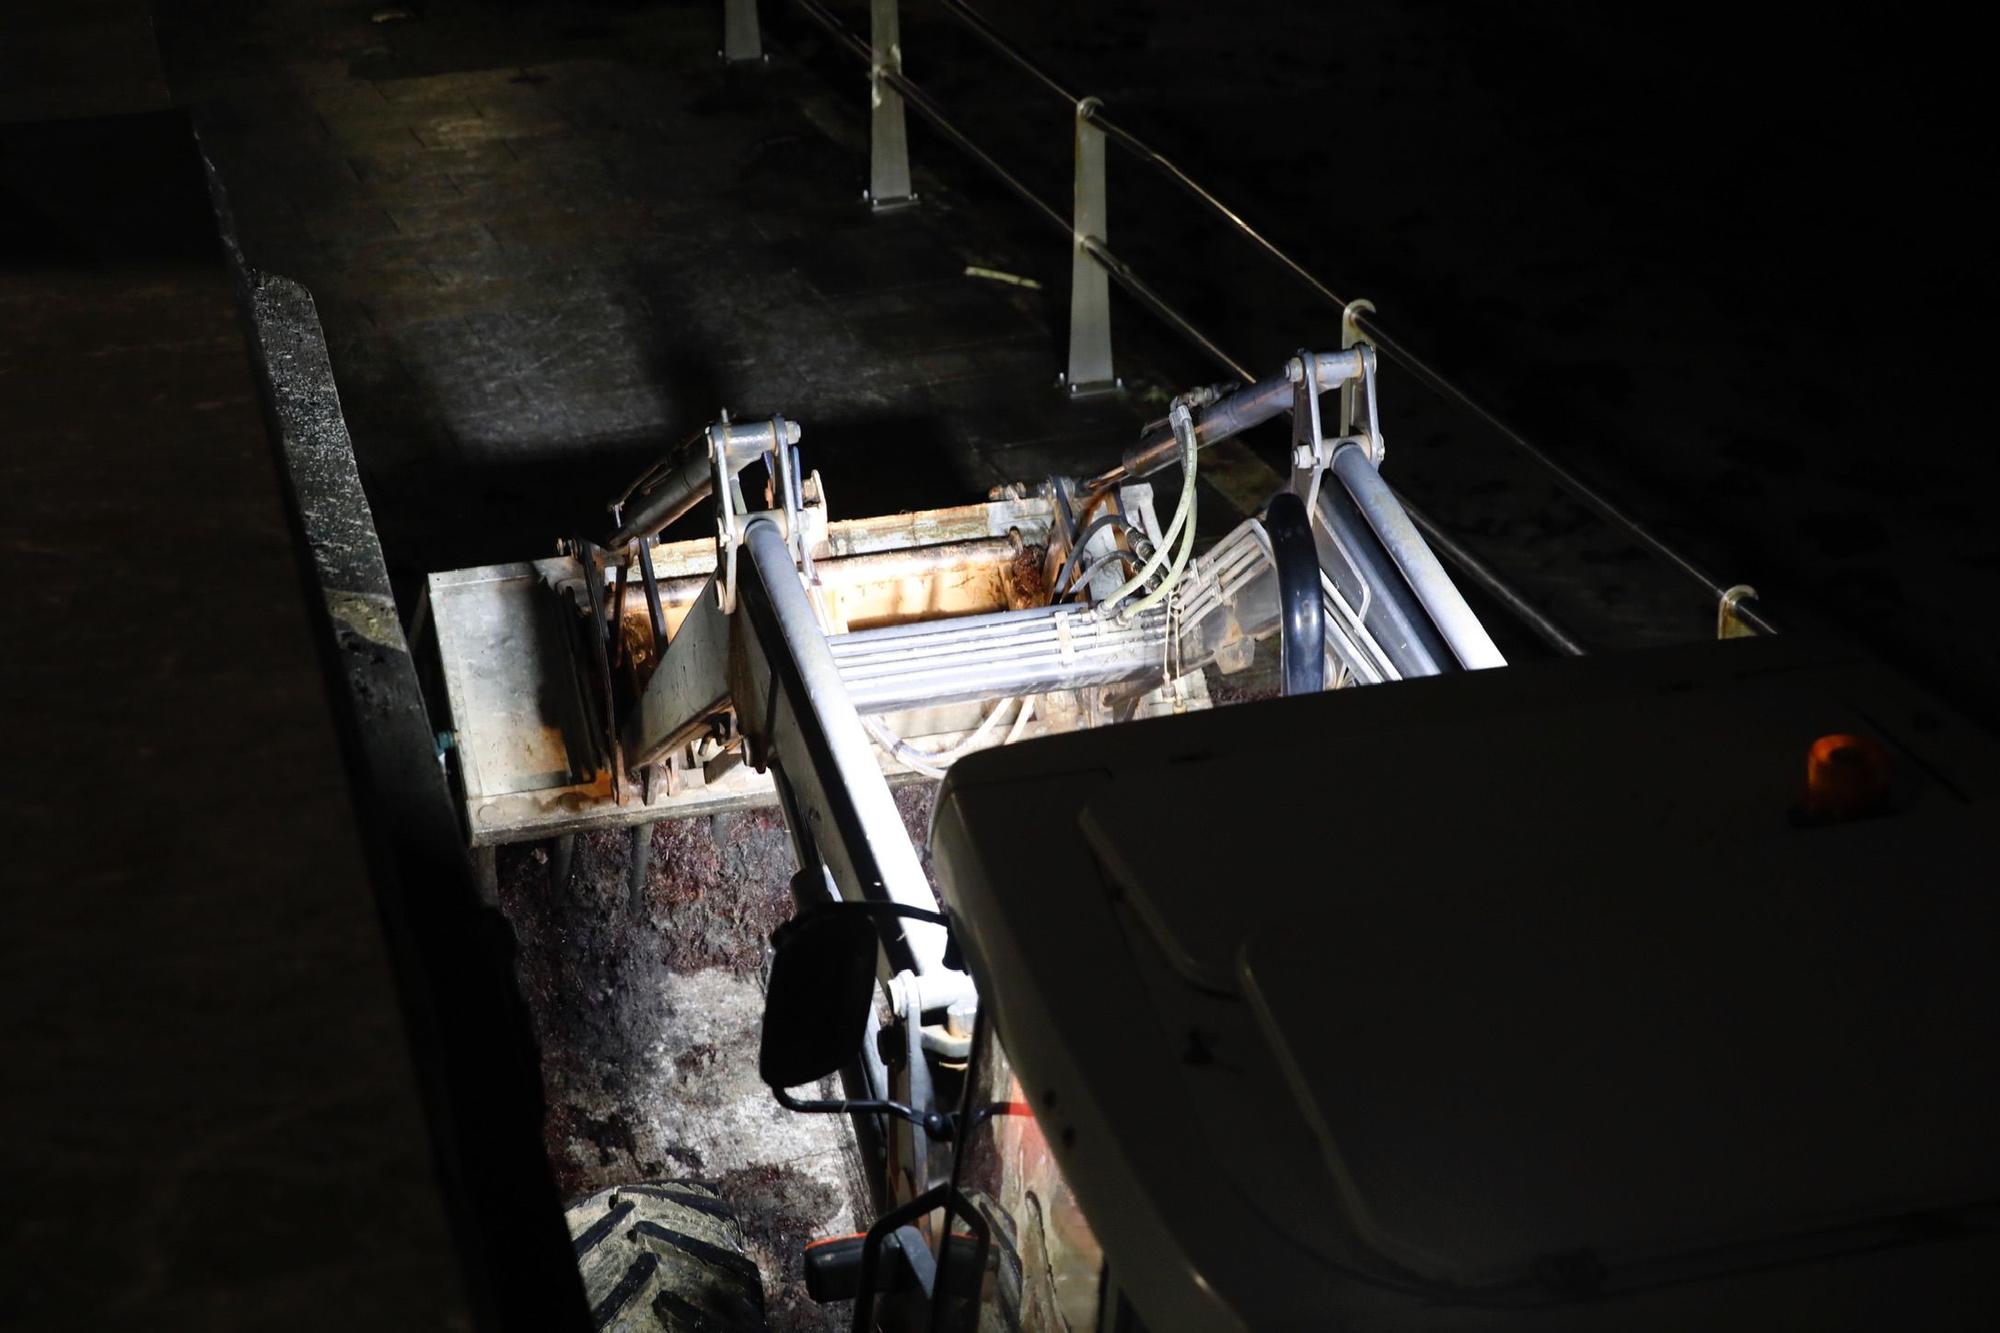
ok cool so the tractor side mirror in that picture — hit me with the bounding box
[759,904,883,1090]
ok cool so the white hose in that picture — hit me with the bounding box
[1002,695,1036,744]
[1097,401,1198,616]
[862,695,1025,779]
[1106,404,1201,622]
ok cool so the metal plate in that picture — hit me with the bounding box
[428,493,1209,846]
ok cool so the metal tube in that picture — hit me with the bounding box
[608,560,630,667]
[605,419,799,549]
[606,443,710,549]
[636,538,668,651]
[827,597,1137,648]
[814,535,1021,586]
[1111,351,1363,484]
[827,603,1169,711]
[1396,495,1586,657]
[833,617,1158,667]
[1315,485,1453,678]
[575,537,622,797]
[837,626,1134,670]
[886,969,979,1015]
[1331,445,1507,670]
[737,519,950,971]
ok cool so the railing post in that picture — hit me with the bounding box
[722,0,762,63]
[1064,98,1117,395]
[867,0,916,209]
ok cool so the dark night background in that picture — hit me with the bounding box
[3,0,1994,1326]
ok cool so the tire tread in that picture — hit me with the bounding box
[563,1183,766,1331]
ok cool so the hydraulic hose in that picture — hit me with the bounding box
[1263,492,1325,694]
[1100,401,1198,619]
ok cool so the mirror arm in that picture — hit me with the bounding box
[772,1083,955,1141]
[860,901,962,971]
[838,900,948,929]
[777,895,963,972]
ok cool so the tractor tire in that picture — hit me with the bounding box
[565,1181,769,1332]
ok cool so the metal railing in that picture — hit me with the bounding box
[722,0,1774,647]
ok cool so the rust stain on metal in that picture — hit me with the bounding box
[1009,541,1049,607]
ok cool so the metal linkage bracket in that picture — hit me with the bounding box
[708,413,806,612]
[1288,345,1381,514]
[760,425,829,589]
[1338,296,1377,437]
[1063,97,1118,396]
[866,0,916,209]
[722,0,763,63]
[711,422,748,613]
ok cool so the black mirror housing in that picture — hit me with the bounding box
[759,904,883,1089]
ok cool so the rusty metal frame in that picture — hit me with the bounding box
[429,485,1214,846]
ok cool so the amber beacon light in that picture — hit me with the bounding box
[1802,732,1892,823]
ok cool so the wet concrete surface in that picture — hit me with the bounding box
[157,0,1148,578]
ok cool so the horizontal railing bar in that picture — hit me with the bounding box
[1080,237,1253,383]
[1358,318,1776,632]
[1396,493,1587,656]
[795,0,1067,231]
[924,0,1772,633]
[934,0,1079,105]
[789,0,1616,651]
[1084,105,1352,314]
[793,0,1250,384]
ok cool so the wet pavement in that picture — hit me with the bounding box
[159,0,1152,579]
[2,110,470,1328]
